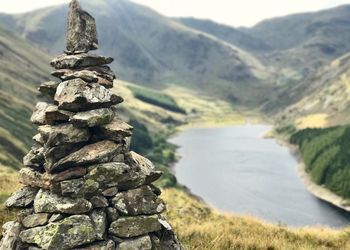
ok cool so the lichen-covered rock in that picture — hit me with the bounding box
[92,118,133,142]
[23,144,45,171]
[0,221,22,250]
[51,54,113,69]
[108,215,161,238]
[54,79,123,112]
[70,108,114,127]
[152,216,184,250]
[76,240,115,250]
[112,186,165,216]
[106,207,119,222]
[22,213,51,228]
[34,189,92,214]
[47,167,87,184]
[5,186,38,208]
[86,162,144,191]
[126,152,163,185]
[31,102,73,125]
[48,214,65,223]
[50,140,122,173]
[38,81,59,98]
[118,235,152,250]
[66,0,98,53]
[102,187,118,197]
[38,124,90,147]
[89,209,107,240]
[19,215,96,249]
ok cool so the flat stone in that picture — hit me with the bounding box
[92,118,133,142]
[34,189,92,214]
[112,186,165,216]
[22,213,51,228]
[23,144,45,171]
[89,209,107,240]
[52,67,115,88]
[5,186,38,209]
[102,187,118,197]
[17,208,34,223]
[55,177,99,198]
[19,168,51,189]
[50,140,122,173]
[66,0,98,53]
[0,221,22,250]
[43,143,83,171]
[20,215,96,249]
[38,81,59,98]
[109,215,161,238]
[152,216,183,250]
[106,207,119,222]
[76,240,115,250]
[54,79,123,112]
[33,133,45,144]
[86,162,144,191]
[48,167,87,183]
[70,108,114,127]
[126,151,163,185]
[31,102,73,125]
[38,124,90,147]
[51,54,113,69]
[48,214,65,223]
[118,235,152,250]
[90,196,109,208]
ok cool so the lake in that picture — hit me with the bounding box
[170,124,350,227]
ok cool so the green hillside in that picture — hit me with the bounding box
[0,25,51,171]
[291,126,350,199]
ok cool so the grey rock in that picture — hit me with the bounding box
[48,214,65,223]
[109,215,161,238]
[23,144,45,171]
[70,108,114,127]
[0,221,22,250]
[112,186,165,216]
[106,207,119,222]
[47,167,87,184]
[5,186,38,209]
[118,235,152,250]
[57,178,99,198]
[17,208,34,223]
[51,54,113,69]
[51,140,122,173]
[66,0,98,53]
[43,143,83,171]
[86,162,143,191]
[34,189,92,214]
[38,124,90,147]
[54,79,123,112]
[22,213,51,228]
[20,215,96,249]
[38,81,59,98]
[126,151,163,185]
[31,102,73,125]
[153,216,184,250]
[92,118,133,142]
[77,240,115,250]
[89,209,107,240]
[90,196,109,208]
[33,133,45,145]
[102,187,118,197]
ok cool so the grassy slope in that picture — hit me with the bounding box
[0,25,51,170]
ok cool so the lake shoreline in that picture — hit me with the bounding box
[276,137,350,214]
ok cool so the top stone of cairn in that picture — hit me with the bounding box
[66,0,98,53]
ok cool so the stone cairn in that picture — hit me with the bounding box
[0,1,182,249]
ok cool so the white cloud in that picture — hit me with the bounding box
[1,0,350,27]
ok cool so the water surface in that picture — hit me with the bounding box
[170,124,350,227]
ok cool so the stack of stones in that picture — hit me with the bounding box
[0,1,182,249]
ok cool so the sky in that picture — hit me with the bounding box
[1,0,350,27]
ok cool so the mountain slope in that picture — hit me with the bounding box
[0,0,271,107]
[0,25,51,170]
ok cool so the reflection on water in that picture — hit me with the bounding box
[170,124,350,227]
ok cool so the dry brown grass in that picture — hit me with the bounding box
[162,188,350,250]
